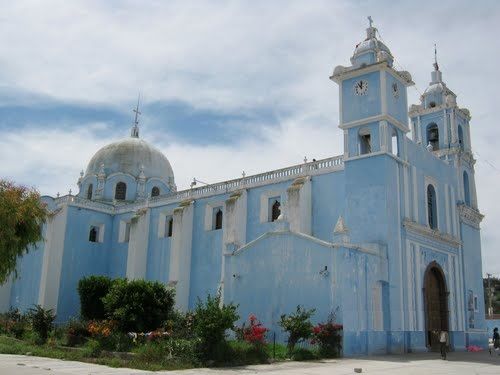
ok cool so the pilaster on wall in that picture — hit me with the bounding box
[126,208,151,280]
[38,206,68,312]
[223,190,247,252]
[168,200,194,311]
[286,176,312,235]
[0,276,13,312]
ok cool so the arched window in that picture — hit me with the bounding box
[214,209,223,230]
[391,129,399,156]
[458,125,464,150]
[463,171,470,206]
[115,182,127,200]
[427,184,437,229]
[167,217,173,237]
[151,186,160,197]
[427,123,439,151]
[359,128,372,155]
[87,184,93,200]
[89,226,98,242]
[271,200,281,222]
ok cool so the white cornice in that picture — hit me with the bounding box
[457,204,484,230]
[330,62,414,86]
[409,104,471,121]
[403,219,461,247]
[339,113,409,133]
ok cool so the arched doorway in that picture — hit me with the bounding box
[423,262,449,350]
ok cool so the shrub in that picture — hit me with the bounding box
[165,310,195,340]
[241,314,268,346]
[311,322,343,357]
[291,347,317,361]
[0,308,27,339]
[65,318,90,347]
[27,305,55,344]
[78,275,113,320]
[192,293,239,362]
[83,338,102,358]
[279,305,315,353]
[103,279,175,332]
[134,338,200,366]
[228,340,269,365]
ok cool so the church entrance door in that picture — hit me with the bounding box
[423,262,449,351]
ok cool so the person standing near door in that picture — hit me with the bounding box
[439,330,449,360]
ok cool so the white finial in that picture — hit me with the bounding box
[69,189,72,195]
[303,156,308,163]
[433,43,439,71]
[80,170,84,177]
[98,163,106,177]
[366,16,376,39]
[242,171,246,178]
[131,94,141,138]
[56,192,60,198]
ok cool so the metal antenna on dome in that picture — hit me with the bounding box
[131,93,141,138]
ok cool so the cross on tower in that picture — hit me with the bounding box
[133,94,141,126]
[434,43,439,71]
[131,94,141,138]
[368,16,373,28]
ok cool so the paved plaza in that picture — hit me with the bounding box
[0,352,499,374]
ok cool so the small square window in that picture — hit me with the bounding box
[89,226,99,242]
[213,207,223,230]
[165,216,173,237]
[89,224,104,243]
[268,197,281,222]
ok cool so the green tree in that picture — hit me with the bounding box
[78,275,113,320]
[102,278,175,332]
[192,293,239,361]
[0,179,47,284]
[279,305,316,353]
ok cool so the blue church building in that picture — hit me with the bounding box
[0,21,487,355]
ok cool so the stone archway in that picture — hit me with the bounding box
[423,262,449,350]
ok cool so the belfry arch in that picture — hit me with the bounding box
[423,262,449,350]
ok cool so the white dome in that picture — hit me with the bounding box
[85,137,174,183]
[352,38,392,59]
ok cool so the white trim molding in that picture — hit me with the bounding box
[457,204,484,229]
[403,219,461,248]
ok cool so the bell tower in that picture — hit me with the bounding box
[330,17,414,160]
[409,50,478,208]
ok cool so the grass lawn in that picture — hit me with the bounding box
[0,335,196,371]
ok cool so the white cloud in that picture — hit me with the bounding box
[1,1,500,275]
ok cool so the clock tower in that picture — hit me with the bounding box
[330,18,414,160]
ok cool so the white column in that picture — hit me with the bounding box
[286,177,312,235]
[223,190,247,251]
[443,109,449,144]
[169,200,194,311]
[380,121,388,152]
[126,209,151,280]
[470,173,478,209]
[38,206,68,312]
[380,71,387,115]
[417,116,422,144]
[450,110,457,144]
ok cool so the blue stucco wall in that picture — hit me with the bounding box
[342,71,381,124]
[56,206,114,322]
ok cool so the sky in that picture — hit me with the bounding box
[0,0,499,275]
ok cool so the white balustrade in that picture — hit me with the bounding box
[53,155,344,214]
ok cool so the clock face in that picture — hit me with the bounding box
[354,80,368,96]
[392,82,399,98]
